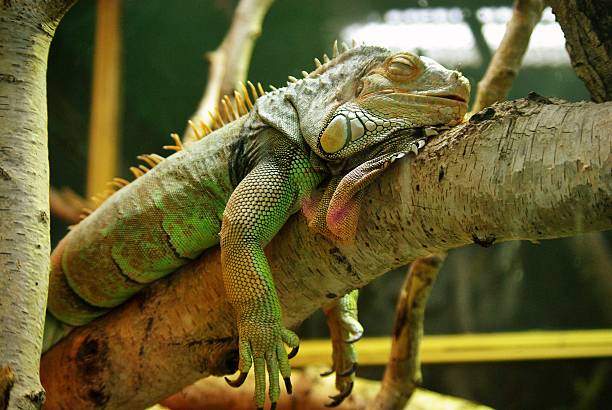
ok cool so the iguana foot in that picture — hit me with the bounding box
[232,314,298,409]
[322,290,363,407]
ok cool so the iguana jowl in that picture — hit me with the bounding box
[46,44,469,409]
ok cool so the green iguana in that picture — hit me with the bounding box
[45,43,469,409]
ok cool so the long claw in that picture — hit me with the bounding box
[283,377,293,394]
[325,382,354,407]
[326,399,342,408]
[320,368,334,377]
[224,372,248,388]
[288,345,299,359]
[338,362,358,377]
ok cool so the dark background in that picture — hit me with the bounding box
[47,1,611,409]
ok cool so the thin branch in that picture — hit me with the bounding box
[40,98,612,410]
[368,254,446,410]
[183,0,275,143]
[86,0,121,197]
[472,0,545,112]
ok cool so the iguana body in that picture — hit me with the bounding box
[47,44,469,409]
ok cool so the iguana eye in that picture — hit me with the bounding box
[386,54,419,81]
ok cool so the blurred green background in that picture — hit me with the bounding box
[47,1,610,409]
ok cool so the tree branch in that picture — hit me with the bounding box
[182,0,274,143]
[548,0,612,103]
[0,1,78,409]
[368,254,446,410]
[158,368,492,410]
[473,0,545,112]
[368,3,544,407]
[40,97,612,409]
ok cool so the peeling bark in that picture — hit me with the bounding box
[40,98,612,409]
[0,1,77,409]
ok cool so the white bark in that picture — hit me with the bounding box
[0,1,76,409]
[40,97,612,409]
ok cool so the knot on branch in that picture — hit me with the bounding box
[469,107,496,123]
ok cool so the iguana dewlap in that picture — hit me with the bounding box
[46,44,469,409]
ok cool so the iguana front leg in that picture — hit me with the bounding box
[322,289,363,407]
[220,136,325,409]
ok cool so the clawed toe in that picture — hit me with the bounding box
[338,362,358,377]
[283,377,293,394]
[320,368,334,377]
[325,382,354,407]
[287,345,299,359]
[225,372,248,388]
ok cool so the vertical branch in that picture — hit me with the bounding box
[472,0,544,112]
[183,0,275,143]
[86,0,121,197]
[368,255,446,410]
[0,1,78,409]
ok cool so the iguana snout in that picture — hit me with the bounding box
[315,51,469,161]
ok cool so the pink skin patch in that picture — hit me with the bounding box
[327,198,353,228]
[326,194,362,242]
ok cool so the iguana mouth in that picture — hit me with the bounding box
[367,88,468,105]
[429,94,467,103]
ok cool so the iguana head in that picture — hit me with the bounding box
[313,51,469,161]
[257,44,470,241]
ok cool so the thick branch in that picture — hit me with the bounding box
[548,0,612,102]
[473,0,545,112]
[183,0,274,143]
[0,1,77,409]
[40,98,612,409]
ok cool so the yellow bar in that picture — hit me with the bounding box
[292,330,612,367]
[87,0,121,198]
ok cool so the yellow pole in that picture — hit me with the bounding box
[87,0,121,198]
[292,330,612,366]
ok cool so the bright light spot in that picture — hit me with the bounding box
[342,8,481,67]
[340,6,569,67]
[481,7,569,66]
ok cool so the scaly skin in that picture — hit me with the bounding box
[46,44,469,409]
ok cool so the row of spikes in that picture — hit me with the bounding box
[77,40,358,221]
[188,80,266,141]
[77,81,269,221]
[190,39,358,140]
